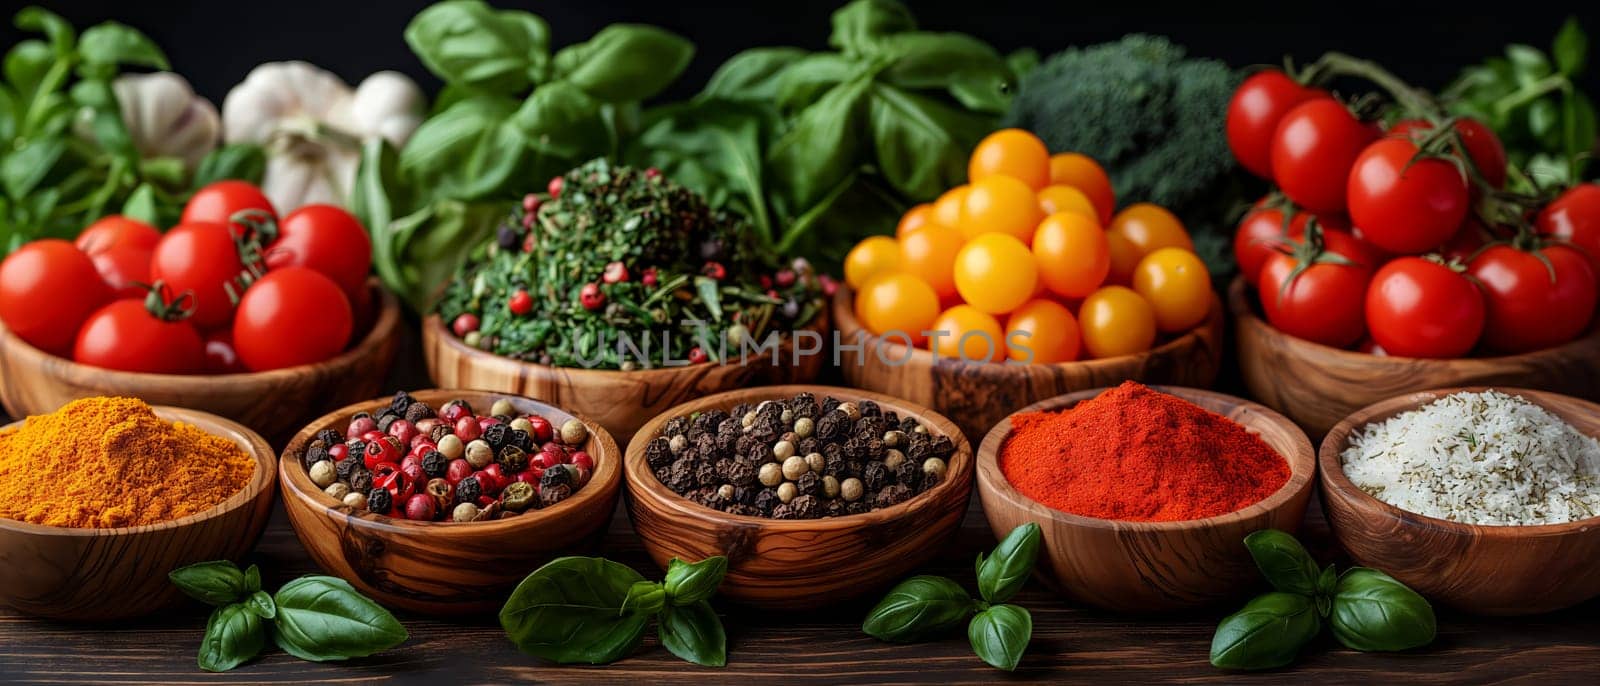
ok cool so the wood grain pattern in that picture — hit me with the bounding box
[831,286,1226,444]
[278,390,622,616]
[976,386,1316,612]
[421,311,829,448]
[624,385,974,609]
[0,280,402,443]
[0,407,276,621]
[1231,276,1600,439]
[1319,387,1600,616]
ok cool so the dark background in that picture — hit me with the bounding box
[4,1,1598,105]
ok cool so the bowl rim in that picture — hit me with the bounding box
[830,286,1222,372]
[623,384,974,530]
[0,279,400,385]
[1227,275,1600,366]
[976,385,1317,532]
[0,405,276,536]
[278,388,621,533]
[1318,385,1600,536]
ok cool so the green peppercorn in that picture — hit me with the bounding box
[497,444,529,472]
[464,331,483,348]
[501,481,537,512]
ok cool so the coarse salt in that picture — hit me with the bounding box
[1341,390,1600,526]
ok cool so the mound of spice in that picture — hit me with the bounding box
[646,392,956,519]
[0,397,255,528]
[298,392,594,522]
[1000,382,1289,522]
[1342,390,1600,525]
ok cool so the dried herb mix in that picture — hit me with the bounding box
[647,392,956,519]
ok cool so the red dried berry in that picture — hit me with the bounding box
[548,176,564,199]
[580,283,605,310]
[446,458,473,485]
[645,167,661,179]
[688,347,709,364]
[702,261,726,280]
[451,313,480,337]
[525,415,554,443]
[387,419,417,446]
[759,274,772,289]
[454,416,483,442]
[602,261,630,284]
[819,274,839,297]
[641,267,659,287]
[775,269,797,288]
[508,289,533,316]
[522,194,542,213]
[404,493,436,521]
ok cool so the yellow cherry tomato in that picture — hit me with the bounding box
[1133,247,1212,333]
[1106,203,1192,284]
[899,222,963,299]
[953,233,1038,315]
[930,305,1005,362]
[1048,153,1115,224]
[1036,184,1099,220]
[1078,285,1156,359]
[968,128,1051,189]
[855,273,940,345]
[961,174,1043,242]
[1104,230,1141,286]
[897,203,934,237]
[843,235,902,290]
[1031,212,1110,299]
[1005,298,1080,363]
[933,185,968,228]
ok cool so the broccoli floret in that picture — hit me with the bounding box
[1003,35,1248,270]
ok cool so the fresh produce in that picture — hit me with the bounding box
[435,159,820,370]
[1365,258,1485,359]
[222,61,426,213]
[266,204,374,305]
[180,179,276,226]
[169,560,406,672]
[0,396,253,528]
[1210,530,1434,670]
[1346,138,1469,253]
[1257,229,1380,349]
[75,215,161,297]
[232,267,353,371]
[1003,34,1242,267]
[846,129,1211,363]
[298,391,595,520]
[1342,390,1600,525]
[643,391,957,519]
[1538,184,1600,271]
[74,288,206,374]
[112,72,220,170]
[1232,196,1350,288]
[1270,98,1379,214]
[500,555,730,666]
[1227,70,1326,179]
[0,239,112,355]
[1468,241,1596,353]
[862,524,1041,671]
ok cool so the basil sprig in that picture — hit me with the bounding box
[862,523,1041,671]
[499,555,730,667]
[169,560,408,673]
[1209,530,1436,671]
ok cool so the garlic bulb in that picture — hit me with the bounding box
[111,72,220,170]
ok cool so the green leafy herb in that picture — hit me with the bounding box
[968,604,1032,671]
[196,604,268,673]
[1209,592,1321,670]
[976,522,1041,604]
[169,560,251,606]
[862,575,977,642]
[1243,529,1321,596]
[1329,568,1437,652]
[499,555,729,666]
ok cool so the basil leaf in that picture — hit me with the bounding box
[381,199,505,311]
[703,47,809,103]
[658,600,727,667]
[552,24,693,103]
[273,575,408,662]
[120,183,159,225]
[509,81,610,163]
[621,580,666,616]
[774,54,858,112]
[1507,44,1553,87]
[499,556,650,664]
[243,565,262,593]
[168,560,248,607]
[626,99,774,238]
[861,575,975,642]
[1,136,64,199]
[14,7,76,56]
[196,604,267,673]
[867,83,990,201]
[767,78,871,214]
[400,95,523,201]
[5,40,55,99]
[976,523,1041,604]
[968,604,1031,671]
[878,32,1008,91]
[404,0,548,93]
[1554,17,1588,78]
[193,143,266,187]
[77,22,168,69]
[1329,568,1436,652]
[663,556,728,606]
[244,590,276,620]
[828,0,916,56]
[1244,529,1321,596]
[1209,592,1321,670]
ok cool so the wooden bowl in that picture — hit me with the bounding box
[1231,276,1600,438]
[423,310,828,448]
[976,386,1316,612]
[279,389,622,616]
[1319,387,1600,615]
[0,280,401,443]
[831,286,1224,443]
[0,407,276,621]
[624,385,974,609]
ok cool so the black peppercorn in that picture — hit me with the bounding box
[376,411,399,433]
[753,489,778,514]
[875,484,912,509]
[348,466,373,493]
[894,460,922,490]
[789,392,817,419]
[455,475,483,504]
[771,503,797,519]
[728,503,761,517]
[389,391,414,414]
[335,457,360,481]
[795,472,821,498]
[421,451,448,479]
[645,437,673,469]
[345,439,367,462]
[863,461,888,492]
[692,462,718,488]
[367,487,392,514]
[314,429,343,448]
[541,464,576,491]
[508,428,533,452]
[858,400,881,418]
[541,483,573,507]
[430,424,452,443]
[816,411,846,441]
[821,396,841,415]
[790,494,822,519]
[663,416,690,437]
[825,499,847,517]
[483,423,509,451]
[404,401,435,423]
[301,444,330,470]
[930,435,956,458]
[846,501,869,516]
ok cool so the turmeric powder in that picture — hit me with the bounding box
[0,397,255,528]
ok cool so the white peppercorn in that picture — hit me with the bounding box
[490,399,515,417]
[923,457,948,481]
[510,417,535,435]
[884,449,906,470]
[560,418,588,444]
[782,455,809,481]
[742,411,757,428]
[773,439,796,461]
[465,439,495,468]
[837,402,861,421]
[823,475,841,499]
[669,434,688,455]
[758,463,784,487]
[805,452,825,474]
[342,491,367,510]
[717,484,735,500]
[781,409,794,423]
[794,416,815,438]
[452,502,481,523]
[777,482,797,504]
[324,482,351,500]
[437,433,465,461]
[309,460,336,488]
[882,430,905,448]
[841,477,864,502]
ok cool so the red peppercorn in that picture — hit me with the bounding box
[454,416,483,442]
[345,416,376,441]
[645,167,661,179]
[775,269,797,288]
[362,430,386,443]
[328,442,349,461]
[451,313,480,338]
[702,261,726,280]
[400,458,425,485]
[408,433,435,451]
[508,289,533,315]
[515,468,543,486]
[642,267,659,287]
[446,458,473,485]
[580,283,605,310]
[603,261,630,284]
[478,416,502,430]
[759,274,773,289]
[404,493,436,521]
[364,439,399,471]
[522,193,542,213]
[533,449,562,470]
[474,469,503,496]
[571,451,595,473]
[574,465,592,485]
[387,419,417,446]
[440,400,472,424]
[547,176,563,198]
[766,289,779,300]
[476,495,496,508]
[525,415,554,443]
[522,231,537,253]
[408,440,437,460]
[481,463,508,491]
[819,274,839,297]
[688,347,709,364]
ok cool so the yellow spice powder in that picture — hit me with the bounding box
[0,396,255,528]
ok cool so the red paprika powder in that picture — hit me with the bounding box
[1000,381,1289,522]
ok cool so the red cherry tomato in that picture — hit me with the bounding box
[75,215,162,299]
[1468,243,1597,353]
[1388,118,1508,189]
[265,204,372,304]
[0,239,112,356]
[182,180,277,232]
[1537,184,1600,274]
[1439,218,1493,264]
[233,267,353,371]
[1227,70,1326,179]
[73,297,205,374]
[150,222,248,330]
[1234,199,1352,288]
[1257,230,1378,348]
[1270,99,1380,213]
[1365,258,1485,359]
[1347,138,1470,254]
[203,328,247,373]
